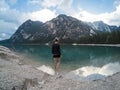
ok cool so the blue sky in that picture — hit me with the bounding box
[0,0,120,40]
[74,0,116,13]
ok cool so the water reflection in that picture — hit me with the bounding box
[5,45,53,65]
[65,62,120,81]
[61,45,120,69]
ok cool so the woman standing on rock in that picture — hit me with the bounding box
[52,37,61,73]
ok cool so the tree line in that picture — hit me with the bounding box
[78,30,120,44]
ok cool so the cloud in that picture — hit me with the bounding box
[6,0,17,5]
[0,0,57,40]
[0,0,26,40]
[41,0,59,8]
[0,0,120,40]
[107,4,120,25]
[28,9,57,22]
[0,9,23,24]
[0,0,32,40]
[114,0,120,6]
[0,33,8,40]
[73,4,120,26]
[0,0,23,24]
[0,0,9,11]
[0,20,17,40]
[0,0,19,40]
[41,0,74,14]
[28,0,41,4]
[0,20,17,33]
[57,0,74,14]
[27,0,42,10]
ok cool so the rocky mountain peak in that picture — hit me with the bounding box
[57,14,67,18]
[6,14,119,44]
[88,21,111,32]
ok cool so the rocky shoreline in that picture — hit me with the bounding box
[0,45,120,90]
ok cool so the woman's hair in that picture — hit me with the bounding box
[54,37,59,42]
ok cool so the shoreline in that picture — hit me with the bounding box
[1,43,120,47]
[0,45,120,90]
[73,44,120,47]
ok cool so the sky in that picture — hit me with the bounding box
[0,0,120,40]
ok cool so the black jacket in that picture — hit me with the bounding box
[52,43,61,55]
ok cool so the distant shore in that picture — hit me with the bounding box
[71,44,120,47]
[1,43,120,47]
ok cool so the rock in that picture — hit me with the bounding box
[0,45,19,61]
[22,78,38,90]
[1,45,120,90]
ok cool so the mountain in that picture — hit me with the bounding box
[88,21,119,33]
[9,14,93,44]
[10,19,44,43]
[0,14,120,44]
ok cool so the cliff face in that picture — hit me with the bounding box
[8,15,92,44]
[6,14,120,44]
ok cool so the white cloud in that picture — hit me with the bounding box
[0,20,17,40]
[0,20,17,33]
[29,9,57,22]
[114,0,120,6]
[27,0,42,8]
[0,0,28,40]
[0,33,9,40]
[0,9,23,24]
[57,0,74,14]
[41,0,74,14]
[41,0,59,8]
[28,0,41,4]
[0,0,9,11]
[0,0,16,40]
[107,4,120,25]
[1,33,7,37]
[73,4,120,26]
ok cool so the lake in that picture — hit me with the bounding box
[4,44,120,76]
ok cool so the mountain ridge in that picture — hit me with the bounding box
[0,14,120,44]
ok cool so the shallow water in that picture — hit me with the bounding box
[4,45,120,76]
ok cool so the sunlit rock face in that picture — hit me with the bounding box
[8,14,119,44]
[9,15,92,44]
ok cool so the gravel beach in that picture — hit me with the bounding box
[0,45,120,90]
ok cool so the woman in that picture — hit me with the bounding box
[52,37,61,73]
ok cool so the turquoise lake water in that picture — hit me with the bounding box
[5,45,120,72]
